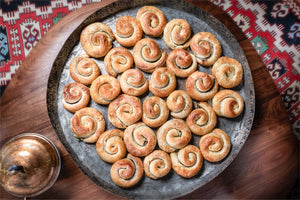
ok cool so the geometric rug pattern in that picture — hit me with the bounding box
[0,0,299,138]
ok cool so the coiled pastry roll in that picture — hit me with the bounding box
[212,56,243,88]
[119,69,149,96]
[133,38,167,73]
[71,107,105,143]
[115,16,143,47]
[171,145,203,178]
[110,154,144,188]
[124,122,157,157]
[166,90,193,119]
[69,54,100,85]
[199,128,231,162]
[212,89,244,118]
[108,94,142,129]
[186,102,217,135]
[163,19,191,49]
[190,32,221,66]
[104,47,134,77]
[136,6,167,37]
[144,150,172,179]
[157,119,191,153]
[90,75,121,105]
[149,67,176,98]
[80,22,115,58]
[62,82,90,113]
[96,129,126,163]
[166,49,197,78]
[186,71,218,101]
[142,96,169,128]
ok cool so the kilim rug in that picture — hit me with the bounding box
[0,0,299,138]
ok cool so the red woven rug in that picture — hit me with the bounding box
[0,0,299,138]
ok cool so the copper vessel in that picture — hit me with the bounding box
[0,133,61,198]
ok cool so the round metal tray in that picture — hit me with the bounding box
[47,0,255,199]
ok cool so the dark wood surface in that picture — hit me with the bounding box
[0,0,298,199]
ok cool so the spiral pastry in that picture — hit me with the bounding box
[136,6,167,37]
[110,153,144,188]
[133,38,167,73]
[186,71,219,101]
[90,75,121,105]
[157,119,191,153]
[69,54,100,85]
[166,49,197,78]
[96,129,126,163]
[212,56,243,88]
[115,16,143,47]
[186,102,217,136]
[199,128,231,162]
[170,145,203,178]
[119,69,149,96]
[108,94,143,129]
[142,96,169,128]
[71,107,105,143]
[62,82,90,113]
[124,122,157,157]
[190,32,222,66]
[163,19,191,50]
[212,89,244,118]
[80,22,115,58]
[166,90,193,119]
[104,47,134,77]
[143,150,172,179]
[149,67,176,98]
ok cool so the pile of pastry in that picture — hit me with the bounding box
[62,6,244,188]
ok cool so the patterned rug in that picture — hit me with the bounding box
[0,0,299,138]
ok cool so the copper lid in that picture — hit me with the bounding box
[0,133,61,197]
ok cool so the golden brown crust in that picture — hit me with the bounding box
[90,75,121,105]
[108,94,143,129]
[186,102,217,135]
[104,47,134,77]
[110,154,144,188]
[199,128,231,162]
[142,96,169,128]
[136,6,167,37]
[96,129,126,163]
[166,49,197,78]
[143,150,172,179]
[133,38,167,73]
[190,32,222,66]
[115,16,143,47]
[149,67,176,97]
[71,107,105,143]
[212,56,243,88]
[124,122,157,157]
[157,119,191,153]
[166,90,193,119]
[80,22,115,58]
[170,145,203,178]
[163,19,191,50]
[62,82,90,113]
[186,71,219,101]
[69,54,100,85]
[119,69,149,96]
[212,89,244,118]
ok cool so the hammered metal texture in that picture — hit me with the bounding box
[47,0,255,199]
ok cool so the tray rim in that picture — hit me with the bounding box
[47,0,255,199]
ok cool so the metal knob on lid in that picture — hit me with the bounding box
[0,133,61,198]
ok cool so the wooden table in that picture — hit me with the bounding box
[0,0,298,199]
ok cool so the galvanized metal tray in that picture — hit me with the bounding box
[47,0,255,199]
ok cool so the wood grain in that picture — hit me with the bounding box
[0,0,298,199]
